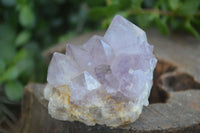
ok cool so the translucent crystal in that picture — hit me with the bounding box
[44,15,157,127]
[83,35,115,66]
[66,44,93,70]
[69,71,101,104]
[47,52,80,88]
[104,15,147,55]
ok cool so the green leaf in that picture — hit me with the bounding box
[5,81,24,101]
[12,49,27,63]
[89,5,118,21]
[15,30,31,47]
[0,24,16,44]
[104,5,119,16]
[102,17,112,29]
[131,0,143,11]
[19,6,35,28]
[177,0,200,16]
[18,60,34,82]
[168,0,179,10]
[1,66,20,82]
[0,44,16,65]
[107,0,131,10]
[0,53,33,83]
[16,54,34,78]
[117,11,129,18]
[136,14,155,29]
[0,25,16,64]
[0,59,6,74]
[185,20,200,39]
[89,7,106,21]
[157,0,169,11]
[155,17,169,35]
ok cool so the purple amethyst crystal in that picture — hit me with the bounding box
[44,15,157,127]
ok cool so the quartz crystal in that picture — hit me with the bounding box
[44,15,157,127]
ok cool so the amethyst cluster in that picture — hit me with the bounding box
[44,15,157,127]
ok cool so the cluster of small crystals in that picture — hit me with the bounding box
[44,15,157,127]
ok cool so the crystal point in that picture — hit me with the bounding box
[44,15,157,127]
[66,44,93,70]
[69,71,101,104]
[47,52,80,87]
[104,15,147,55]
[83,35,114,66]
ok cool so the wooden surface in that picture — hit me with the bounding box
[17,29,200,133]
[16,82,200,133]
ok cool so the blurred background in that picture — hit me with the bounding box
[0,0,200,132]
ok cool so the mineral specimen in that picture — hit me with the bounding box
[44,15,157,127]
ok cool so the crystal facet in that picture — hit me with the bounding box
[47,52,80,87]
[44,15,157,127]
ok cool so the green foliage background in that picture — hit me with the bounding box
[0,0,200,129]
